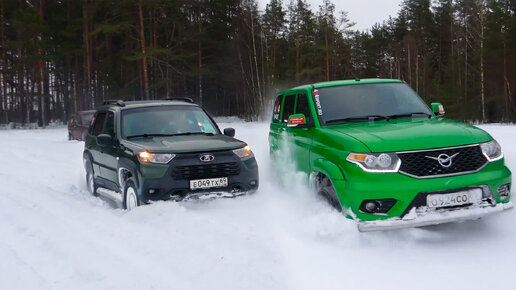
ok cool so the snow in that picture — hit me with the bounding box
[0,122,515,290]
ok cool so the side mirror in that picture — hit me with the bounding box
[223,128,236,137]
[97,134,113,147]
[287,114,307,128]
[431,103,445,117]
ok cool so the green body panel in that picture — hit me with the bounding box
[269,78,512,222]
[324,118,491,152]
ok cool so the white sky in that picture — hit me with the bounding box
[257,0,404,32]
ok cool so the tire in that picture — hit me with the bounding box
[123,181,140,210]
[315,175,342,212]
[86,170,98,196]
[68,133,73,140]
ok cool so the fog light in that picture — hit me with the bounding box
[360,199,397,214]
[364,201,379,213]
[149,189,156,194]
[498,183,511,199]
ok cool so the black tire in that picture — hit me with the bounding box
[86,170,98,196]
[123,180,140,210]
[315,175,342,212]
[68,133,73,140]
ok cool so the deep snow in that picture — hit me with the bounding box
[0,122,515,290]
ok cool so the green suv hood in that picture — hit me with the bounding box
[325,118,492,152]
[124,134,246,154]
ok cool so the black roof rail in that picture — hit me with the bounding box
[162,97,194,103]
[102,100,126,107]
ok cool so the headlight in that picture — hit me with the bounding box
[138,151,175,164]
[233,145,254,159]
[346,153,401,172]
[481,140,503,162]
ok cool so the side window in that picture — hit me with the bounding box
[295,93,312,125]
[91,112,107,136]
[103,111,115,136]
[282,94,296,123]
[272,95,282,123]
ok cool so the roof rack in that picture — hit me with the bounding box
[162,97,194,103]
[102,100,126,107]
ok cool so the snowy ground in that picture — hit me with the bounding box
[0,122,515,290]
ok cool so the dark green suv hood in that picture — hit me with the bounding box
[325,118,492,152]
[123,134,246,154]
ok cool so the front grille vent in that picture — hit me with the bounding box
[397,145,488,178]
[172,162,240,180]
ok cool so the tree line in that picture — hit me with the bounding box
[0,0,514,126]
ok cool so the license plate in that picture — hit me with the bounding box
[426,188,483,208]
[190,177,228,190]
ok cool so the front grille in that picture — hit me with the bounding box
[172,162,240,180]
[398,145,488,178]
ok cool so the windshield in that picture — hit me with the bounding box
[121,106,219,138]
[314,83,433,125]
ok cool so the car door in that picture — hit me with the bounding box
[98,110,120,190]
[285,92,314,173]
[86,111,107,176]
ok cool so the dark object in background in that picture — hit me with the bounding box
[68,110,95,141]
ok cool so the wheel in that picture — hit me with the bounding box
[68,133,73,140]
[123,181,140,210]
[315,175,342,212]
[86,170,98,196]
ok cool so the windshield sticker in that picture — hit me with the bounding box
[313,90,323,115]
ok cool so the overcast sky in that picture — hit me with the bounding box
[257,0,404,32]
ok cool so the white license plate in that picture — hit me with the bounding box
[190,177,228,190]
[426,188,483,208]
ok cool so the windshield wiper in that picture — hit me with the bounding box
[166,132,214,137]
[127,132,214,139]
[388,112,433,119]
[126,133,173,139]
[325,115,390,125]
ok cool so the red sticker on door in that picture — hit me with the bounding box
[289,117,305,125]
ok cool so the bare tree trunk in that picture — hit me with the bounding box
[138,0,149,100]
[37,0,46,127]
[480,1,485,121]
[83,0,92,108]
[197,1,203,107]
[325,31,330,81]
[407,43,411,86]
[0,1,6,124]
[250,9,262,109]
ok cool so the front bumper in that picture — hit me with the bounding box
[358,201,513,232]
[137,151,259,203]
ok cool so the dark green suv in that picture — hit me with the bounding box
[84,99,259,209]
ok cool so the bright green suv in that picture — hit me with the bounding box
[269,79,513,231]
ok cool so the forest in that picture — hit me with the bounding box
[0,0,515,126]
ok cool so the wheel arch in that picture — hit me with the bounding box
[117,157,141,190]
[311,158,346,183]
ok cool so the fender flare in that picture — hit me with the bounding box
[117,158,140,190]
[311,158,345,182]
[83,151,94,174]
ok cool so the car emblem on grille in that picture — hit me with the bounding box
[425,153,460,168]
[200,154,215,162]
